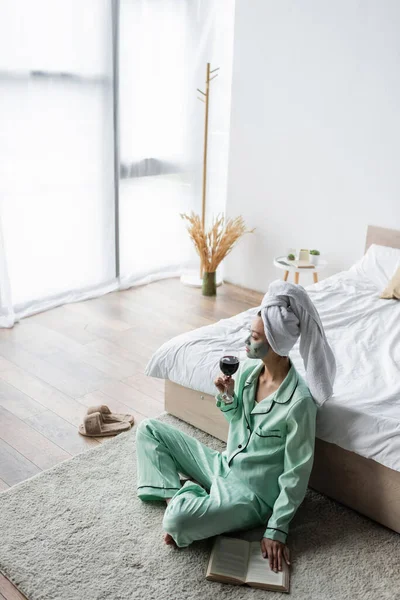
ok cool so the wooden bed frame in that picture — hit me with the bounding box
[165,225,400,535]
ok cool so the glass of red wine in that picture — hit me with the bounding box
[219,351,240,404]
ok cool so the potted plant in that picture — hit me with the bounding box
[309,249,320,266]
[180,212,254,296]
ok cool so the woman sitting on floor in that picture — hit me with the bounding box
[135,280,336,574]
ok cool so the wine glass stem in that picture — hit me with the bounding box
[222,386,233,403]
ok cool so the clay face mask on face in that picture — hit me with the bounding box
[245,333,270,359]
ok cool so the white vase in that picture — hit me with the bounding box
[309,254,320,266]
[297,249,309,261]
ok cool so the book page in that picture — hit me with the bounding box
[245,541,286,586]
[209,537,249,582]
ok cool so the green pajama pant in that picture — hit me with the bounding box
[135,418,270,548]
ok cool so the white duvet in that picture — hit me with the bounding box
[145,247,400,472]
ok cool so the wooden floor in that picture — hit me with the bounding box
[0,277,262,599]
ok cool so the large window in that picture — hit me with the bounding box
[118,0,235,287]
[0,0,115,308]
[0,0,235,326]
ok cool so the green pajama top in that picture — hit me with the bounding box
[215,358,317,544]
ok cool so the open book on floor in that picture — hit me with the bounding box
[206,535,290,592]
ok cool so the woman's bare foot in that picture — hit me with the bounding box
[164,533,177,547]
[164,499,177,546]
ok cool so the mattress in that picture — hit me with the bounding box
[145,267,400,472]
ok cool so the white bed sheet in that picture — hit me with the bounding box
[145,268,400,472]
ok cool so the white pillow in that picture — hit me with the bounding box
[349,244,400,289]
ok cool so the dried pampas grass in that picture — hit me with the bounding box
[180,212,255,272]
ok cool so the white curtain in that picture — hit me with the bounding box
[0,0,235,328]
[118,0,235,288]
[0,0,117,328]
[0,208,14,327]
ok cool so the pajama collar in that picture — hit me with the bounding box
[244,359,298,414]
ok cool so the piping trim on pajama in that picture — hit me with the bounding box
[264,527,288,535]
[227,410,252,467]
[137,486,181,491]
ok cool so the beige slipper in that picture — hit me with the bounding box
[86,404,134,426]
[78,411,131,437]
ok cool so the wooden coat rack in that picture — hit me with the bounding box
[197,62,219,278]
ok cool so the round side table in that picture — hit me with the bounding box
[273,256,328,284]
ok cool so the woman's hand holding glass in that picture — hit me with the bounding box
[214,374,235,401]
[216,350,240,404]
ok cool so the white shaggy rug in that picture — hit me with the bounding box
[0,413,399,600]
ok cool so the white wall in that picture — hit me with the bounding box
[224,0,400,292]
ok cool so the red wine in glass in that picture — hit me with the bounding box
[219,354,240,403]
[220,355,240,376]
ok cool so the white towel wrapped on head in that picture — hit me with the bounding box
[260,280,336,406]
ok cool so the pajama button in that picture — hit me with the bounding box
[238,444,242,448]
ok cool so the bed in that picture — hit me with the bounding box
[145,225,400,534]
